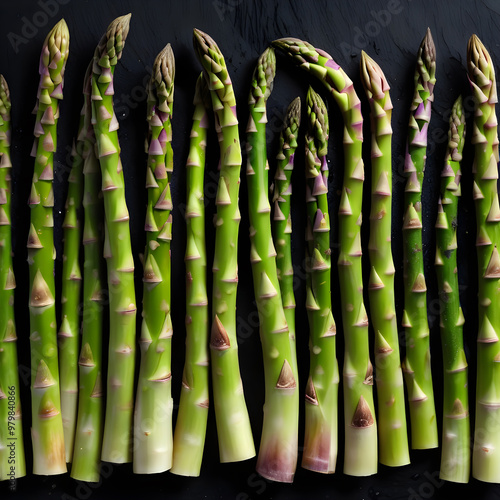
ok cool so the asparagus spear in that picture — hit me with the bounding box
[246,47,299,483]
[467,35,500,483]
[91,14,135,464]
[71,66,105,483]
[302,87,338,474]
[59,65,85,466]
[134,44,175,475]
[28,19,69,475]
[272,97,300,402]
[360,52,410,467]
[193,28,255,463]
[171,73,210,477]
[435,95,469,483]
[273,37,377,476]
[401,28,438,450]
[0,75,26,481]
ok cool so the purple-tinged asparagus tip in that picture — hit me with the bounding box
[360,51,389,100]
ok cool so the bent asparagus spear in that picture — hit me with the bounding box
[273,37,377,476]
[91,14,136,464]
[193,28,255,463]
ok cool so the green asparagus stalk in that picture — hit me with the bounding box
[302,87,338,474]
[273,37,377,476]
[134,44,175,474]
[28,19,69,475]
[360,52,410,467]
[246,48,299,483]
[401,28,438,450]
[59,65,85,466]
[0,75,26,481]
[435,96,469,483]
[193,28,255,463]
[71,66,105,483]
[171,73,210,477]
[91,14,135,464]
[272,97,300,402]
[467,35,500,483]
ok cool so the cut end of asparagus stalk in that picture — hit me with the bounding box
[360,51,390,101]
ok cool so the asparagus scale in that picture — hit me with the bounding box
[193,28,255,463]
[28,19,69,475]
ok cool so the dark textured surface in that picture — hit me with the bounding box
[0,0,499,498]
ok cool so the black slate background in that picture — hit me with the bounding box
[1,0,500,498]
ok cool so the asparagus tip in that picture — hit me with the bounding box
[0,74,10,107]
[193,72,210,108]
[467,34,494,79]
[251,47,276,102]
[99,13,132,62]
[193,28,216,54]
[420,27,436,67]
[286,96,301,125]
[360,51,389,100]
[151,43,175,102]
[306,86,329,155]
